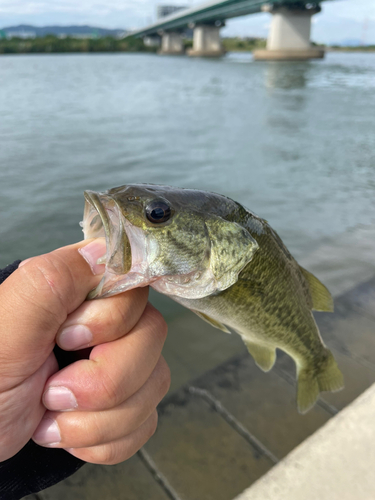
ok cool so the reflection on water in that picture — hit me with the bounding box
[265,61,310,89]
[0,52,374,303]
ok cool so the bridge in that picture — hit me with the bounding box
[126,1,329,60]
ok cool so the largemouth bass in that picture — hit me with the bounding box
[81,184,344,413]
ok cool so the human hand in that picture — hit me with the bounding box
[0,239,170,464]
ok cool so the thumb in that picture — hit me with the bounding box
[0,239,106,384]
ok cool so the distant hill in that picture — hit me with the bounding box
[1,25,127,38]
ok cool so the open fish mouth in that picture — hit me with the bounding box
[81,190,151,299]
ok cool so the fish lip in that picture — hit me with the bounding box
[83,190,156,300]
[83,191,112,241]
[82,191,132,292]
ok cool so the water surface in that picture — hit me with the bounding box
[1,51,374,303]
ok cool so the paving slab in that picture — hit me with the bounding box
[191,355,331,460]
[164,310,246,393]
[145,392,273,500]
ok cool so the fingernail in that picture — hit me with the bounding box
[33,417,61,446]
[19,258,33,268]
[79,239,106,275]
[59,325,93,350]
[43,386,78,411]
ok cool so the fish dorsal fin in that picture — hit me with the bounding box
[205,218,258,291]
[192,310,231,334]
[299,266,334,312]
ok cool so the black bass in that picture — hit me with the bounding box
[81,184,344,413]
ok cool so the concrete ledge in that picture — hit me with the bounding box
[234,382,375,500]
[187,49,225,57]
[253,49,324,61]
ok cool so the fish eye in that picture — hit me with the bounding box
[145,200,172,224]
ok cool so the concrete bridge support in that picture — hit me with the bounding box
[253,5,324,61]
[143,35,161,48]
[187,24,225,57]
[159,32,184,55]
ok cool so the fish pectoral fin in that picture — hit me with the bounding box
[299,266,334,312]
[192,310,231,334]
[243,340,276,372]
[205,217,258,291]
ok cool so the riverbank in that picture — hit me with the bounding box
[222,37,266,52]
[0,35,266,54]
[0,35,157,54]
[1,35,374,55]
[327,46,375,52]
[0,35,375,54]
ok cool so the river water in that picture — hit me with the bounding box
[1,51,374,308]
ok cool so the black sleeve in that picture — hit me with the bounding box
[0,261,85,500]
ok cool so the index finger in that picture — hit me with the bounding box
[43,303,168,411]
[0,239,106,378]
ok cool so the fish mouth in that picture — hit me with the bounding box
[82,190,132,299]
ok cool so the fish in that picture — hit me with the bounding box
[81,184,344,413]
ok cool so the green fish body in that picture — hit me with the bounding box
[82,184,344,413]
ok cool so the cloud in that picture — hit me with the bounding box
[0,0,160,29]
[0,0,147,14]
[1,0,374,43]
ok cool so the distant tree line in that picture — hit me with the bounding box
[329,45,375,51]
[0,35,157,54]
[222,37,266,51]
[0,34,372,55]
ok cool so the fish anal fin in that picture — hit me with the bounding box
[299,266,334,312]
[296,370,320,414]
[192,310,231,334]
[297,348,344,414]
[244,340,276,372]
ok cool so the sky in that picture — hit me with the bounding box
[0,0,374,45]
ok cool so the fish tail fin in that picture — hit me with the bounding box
[316,350,344,393]
[297,349,344,414]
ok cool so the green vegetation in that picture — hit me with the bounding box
[1,34,373,55]
[222,38,375,53]
[222,37,266,52]
[183,39,193,50]
[0,35,157,54]
[329,45,375,52]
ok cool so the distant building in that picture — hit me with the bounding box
[157,5,188,19]
[57,33,97,39]
[6,30,36,39]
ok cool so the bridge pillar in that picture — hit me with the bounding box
[143,35,161,48]
[253,4,324,61]
[187,24,224,57]
[159,32,184,55]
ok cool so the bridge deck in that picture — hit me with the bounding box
[127,0,326,37]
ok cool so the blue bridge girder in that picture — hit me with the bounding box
[127,0,324,37]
